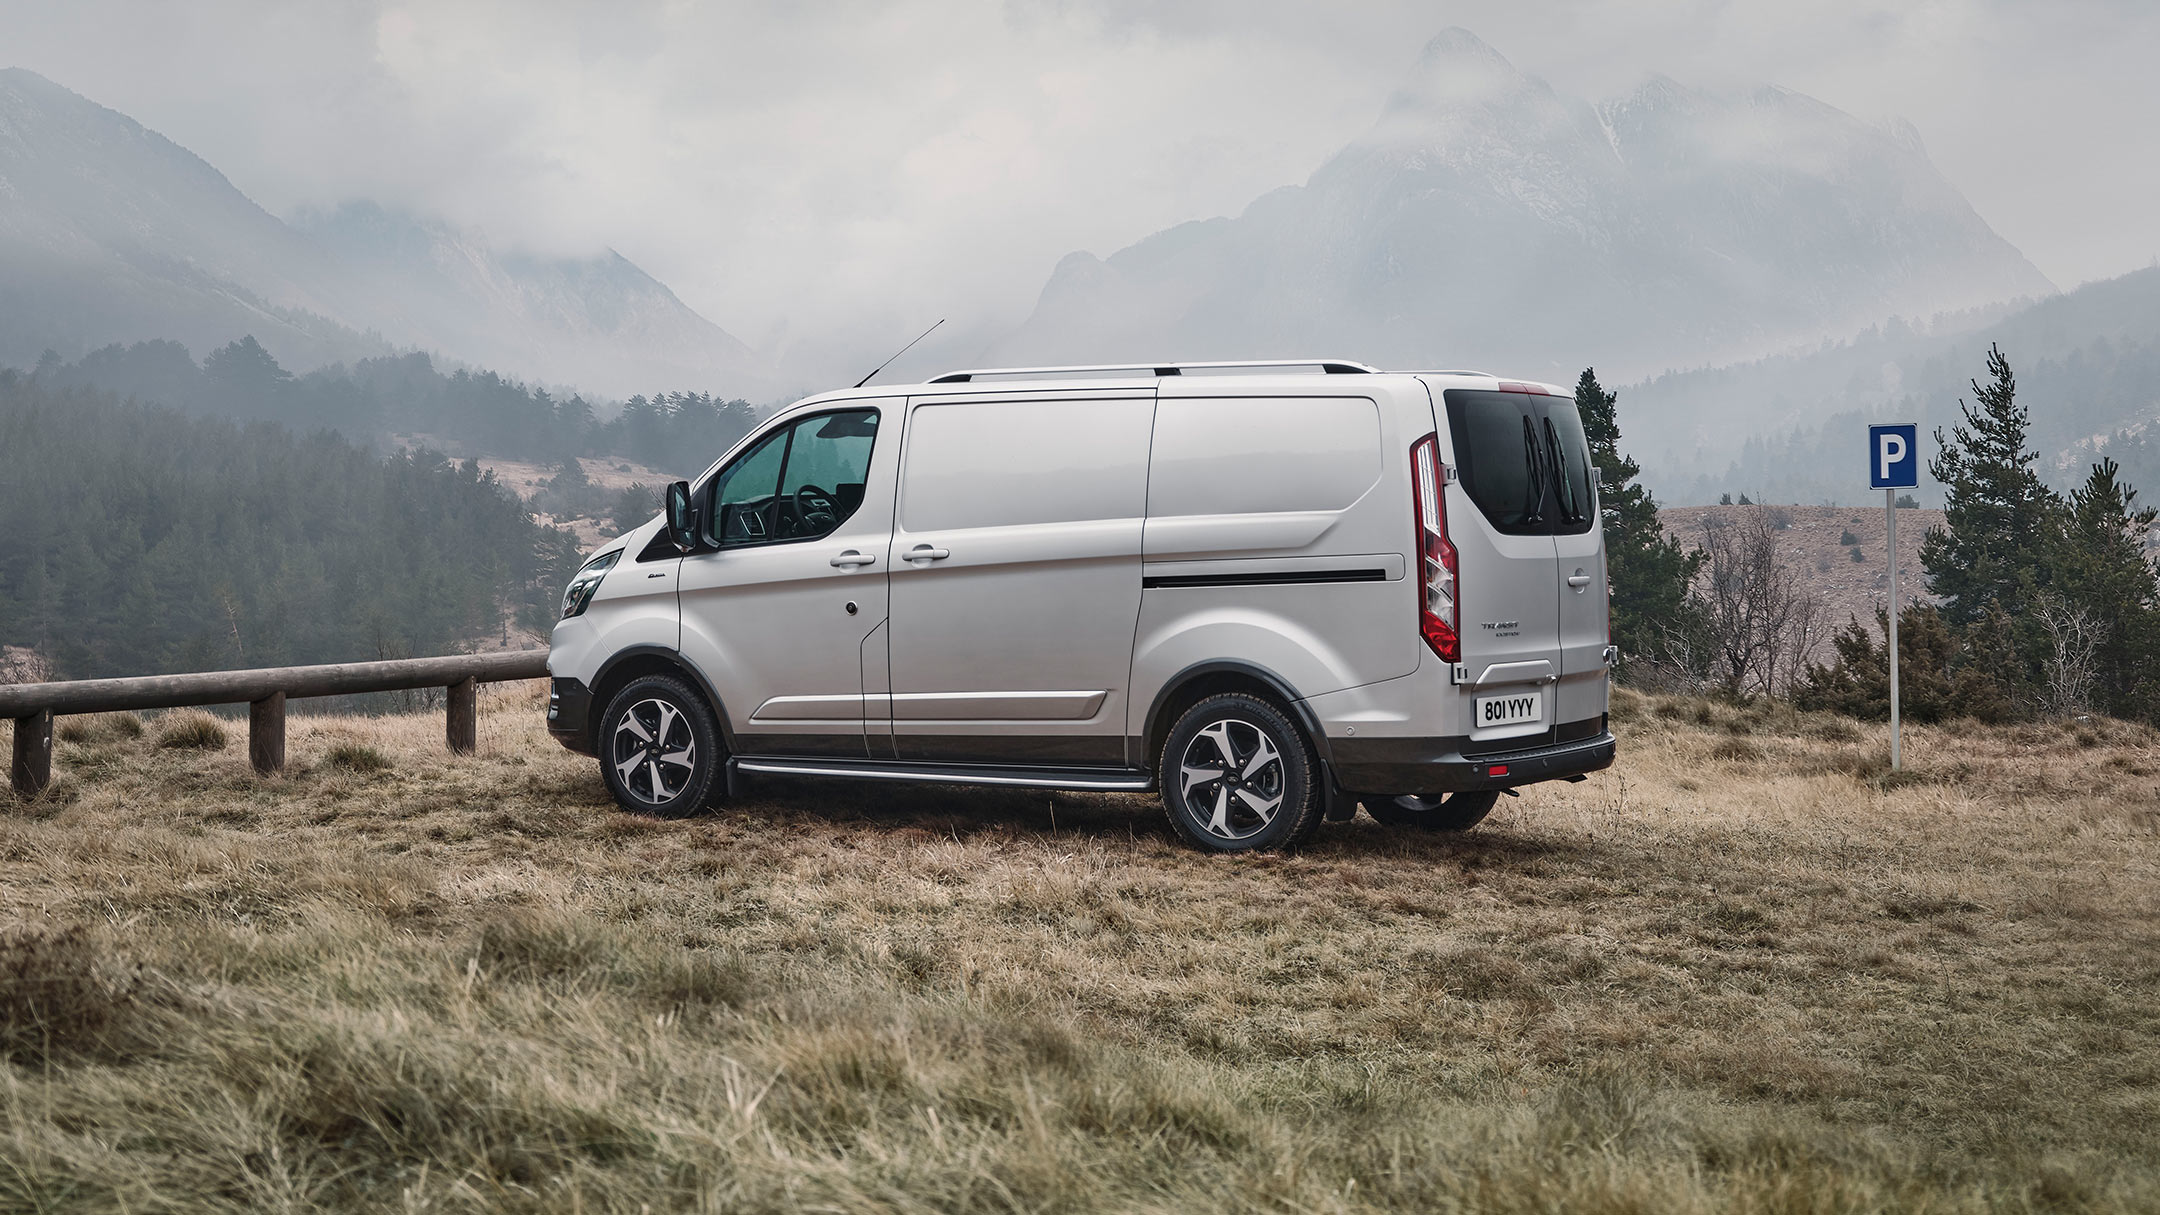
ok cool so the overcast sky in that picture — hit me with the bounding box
[5,0,2157,382]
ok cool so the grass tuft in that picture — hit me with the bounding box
[57,712,143,746]
[155,710,228,751]
[324,741,392,773]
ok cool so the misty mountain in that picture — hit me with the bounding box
[292,202,758,397]
[1628,265,2160,507]
[0,67,383,372]
[996,29,2054,383]
[0,68,759,396]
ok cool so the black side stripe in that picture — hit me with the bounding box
[1142,568,1389,590]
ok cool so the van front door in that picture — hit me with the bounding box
[885,392,1155,766]
[676,405,894,758]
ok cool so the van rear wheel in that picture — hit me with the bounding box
[1159,693,1322,853]
[1362,791,1499,832]
[597,674,724,819]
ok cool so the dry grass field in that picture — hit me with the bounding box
[2,686,2157,1212]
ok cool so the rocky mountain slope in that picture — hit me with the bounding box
[997,29,2053,384]
[0,68,759,396]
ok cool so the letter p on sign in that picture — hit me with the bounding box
[1869,423,1919,490]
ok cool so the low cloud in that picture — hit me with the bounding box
[4,0,2155,385]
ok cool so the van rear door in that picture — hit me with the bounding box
[1540,402,1611,729]
[1434,385,1567,748]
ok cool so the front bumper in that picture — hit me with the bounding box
[547,677,596,755]
[1331,728,1615,796]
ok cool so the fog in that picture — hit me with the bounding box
[4,0,2156,386]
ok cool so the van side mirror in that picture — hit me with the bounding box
[664,480,696,552]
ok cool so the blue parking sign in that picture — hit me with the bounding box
[1869,423,1919,489]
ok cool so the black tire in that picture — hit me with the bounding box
[596,674,725,819]
[1361,791,1499,832]
[1158,692,1322,853]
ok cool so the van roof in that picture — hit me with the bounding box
[785,363,1571,410]
[924,359,1383,383]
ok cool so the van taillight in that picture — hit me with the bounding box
[1410,434,1460,662]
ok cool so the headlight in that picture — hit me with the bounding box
[561,550,621,619]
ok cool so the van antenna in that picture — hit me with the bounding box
[854,319,945,388]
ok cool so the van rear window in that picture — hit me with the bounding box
[1442,389,1595,536]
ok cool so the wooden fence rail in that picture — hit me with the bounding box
[3,651,549,797]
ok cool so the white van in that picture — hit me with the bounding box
[548,361,1614,852]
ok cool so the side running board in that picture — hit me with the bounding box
[730,756,1154,793]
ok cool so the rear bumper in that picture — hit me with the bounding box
[1331,729,1615,796]
[547,677,596,756]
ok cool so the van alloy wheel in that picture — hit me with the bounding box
[1178,719,1286,842]
[610,698,699,806]
[1159,692,1323,852]
[596,673,723,818]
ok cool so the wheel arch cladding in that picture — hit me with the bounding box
[590,647,734,753]
[1142,660,1332,779]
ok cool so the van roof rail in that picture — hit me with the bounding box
[926,359,1381,384]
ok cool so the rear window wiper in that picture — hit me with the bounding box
[1520,416,1546,526]
[1543,417,1580,525]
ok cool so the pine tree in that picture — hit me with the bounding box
[2051,457,2160,716]
[1921,344,2061,632]
[1574,368,1702,670]
[1792,602,2012,724]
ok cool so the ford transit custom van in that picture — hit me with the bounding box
[548,361,1615,852]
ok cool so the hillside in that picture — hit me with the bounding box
[0,374,580,679]
[1,687,2154,1209]
[997,29,2051,384]
[1627,266,2160,506]
[0,69,761,396]
[1660,503,1943,670]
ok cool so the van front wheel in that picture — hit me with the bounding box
[1362,791,1499,831]
[597,674,724,819]
[1159,693,1322,852]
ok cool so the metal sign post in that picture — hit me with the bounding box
[1869,424,1919,770]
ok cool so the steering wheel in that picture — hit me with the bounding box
[793,483,838,535]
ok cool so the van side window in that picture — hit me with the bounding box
[711,409,879,546]
[776,410,878,540]
[900,399,1151,532]
[711,429,788,544]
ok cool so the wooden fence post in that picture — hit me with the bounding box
[11,710,52,798]
[249,692,285,776]
[446,677,477,756]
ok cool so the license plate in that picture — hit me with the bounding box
[1475,690,1543,729]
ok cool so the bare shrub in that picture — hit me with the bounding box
[156,711,228,751]
[1694,509,1822,697]
[2035,595,2107,718]
[0,645,54,685]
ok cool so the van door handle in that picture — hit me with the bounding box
[830,550,877,568]
[904,544,950,563]
[1567,570,1593,589]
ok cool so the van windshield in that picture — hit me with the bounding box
[1442,389,1595,536]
